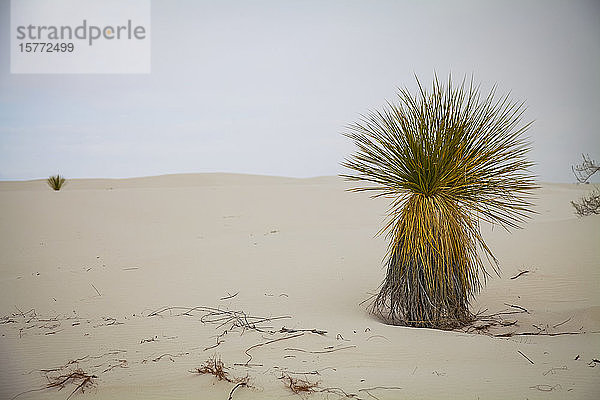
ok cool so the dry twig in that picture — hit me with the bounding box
[517,350,534,365]
[504,303,529,313]
[279,326,327,335]
[530,384,560,392]
[228,382,247,400]
[90,284,101,296]
[220,292,239,301]
[241,333,304,366]
[284,345,357,354]
[543,366,567,376]
[510,270,529,280]
[358,386,403,400]
[553,317,572,329]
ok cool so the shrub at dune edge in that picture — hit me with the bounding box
[343,76,537,329]
[47,174,66,191]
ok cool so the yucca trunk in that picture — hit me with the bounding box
[376,194,480,328]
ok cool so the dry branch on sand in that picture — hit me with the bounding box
[530,384,561,392]
[284,345,357,354]
[510,270,530,280]
[47,369,97,400]
[279,326,327,335]
[142,352,189,364]
[11,349,132,400]
[147,304,328,366]
[227,382,248,400]
[152,302,361,396]
[147,305,329,347]
[1,308,125,339]
[358,386,403,400]
[147,305,292,334]
[12,369,97,400]
[517,350,534,365]
[460,304,590,339]
[240,332,304,366]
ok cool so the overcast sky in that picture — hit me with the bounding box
[1,0,599,182]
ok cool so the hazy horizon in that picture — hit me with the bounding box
[1,0,599,183]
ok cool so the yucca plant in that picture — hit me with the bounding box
[47,174,66,191]
[343,76,537,329]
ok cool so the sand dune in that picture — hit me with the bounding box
[0,174,598,399]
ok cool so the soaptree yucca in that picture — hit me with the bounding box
[343,76,537,329]
[47,174,66,191]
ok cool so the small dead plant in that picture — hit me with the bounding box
[192,355,232,382]
[46,369,97,400]
[12,368,97,400]
[191,355,249,388]
[280,374,320,394]
[571,188,600,216]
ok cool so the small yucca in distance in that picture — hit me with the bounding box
[343,75,537,329]
[47,174,66,191]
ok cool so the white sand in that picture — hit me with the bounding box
[0,174,598,399]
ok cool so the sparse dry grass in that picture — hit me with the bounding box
[191,355,250,391]
[572,188,600,216]
[46,369,97,399]
[192,356,233,382]
[12,368,98,400]
[280,374,320,394]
